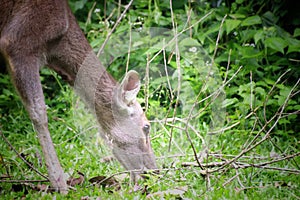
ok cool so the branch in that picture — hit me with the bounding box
[96,0,133,57]
[0,129,49,180]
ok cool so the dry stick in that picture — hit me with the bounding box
[242,71,290,149]
[190,64,243,131]
[181,16,228,172]
[162,38,174,125]
[125,19,132,74]
[96,0,133,57]
[145,54,150,112]
[263,69,291,123]
[155,120,185,154]
[210,78,300,174]
[222,49,232,84]
[0,154,11,180]
[117,0,121,18]
[167,0,181,153]
[103,0,107,19]
[236,164,300,174]
[239,152,300,168]
[208,153,270,160]
[186,14,228,125]
[211,14,227,62]
[222,173,240,187]
[180,16,228,170]
[85,2,96,26]
[250,71,254,111]
[187,14,227,130]
[105,8,117,23]
[166,0,205,172]
[235,168,245,188]
[182,152,300,174]
[247,70,295,149]
[0,129,49,181]
[0,179,48,183]
[188,0,193,38]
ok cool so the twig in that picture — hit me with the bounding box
[222,173,240,187]
[182,152,300,174]
[144,54,150,113]
[85,2,96,26]
[0,179,48,183]
[168,0,182,154]
[125,17,132,73]
[236,163,300,174]
[211,77,300,173]
[0,129,49,180]
[212,14,227,63]
[96,0,133,57]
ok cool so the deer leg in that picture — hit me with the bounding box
[7,55,68,193]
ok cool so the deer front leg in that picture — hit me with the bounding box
[8,56,68,193]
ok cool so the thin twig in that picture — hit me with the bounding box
[0,179,48,183]
[212,14,227,62]
[97,0,134,57]
[0,129,49,180]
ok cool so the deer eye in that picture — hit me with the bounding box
[143,124,150,134]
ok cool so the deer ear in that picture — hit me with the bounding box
[119,70,140,106]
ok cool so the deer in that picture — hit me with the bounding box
[0,0,157,193]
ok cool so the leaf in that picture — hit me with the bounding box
[286,38,300,53]
[265,37,288,54]
[67,171,85,186]
[241,15,262,26]
[293,28,300,37]
[229,13,246,19]
[89,175,120,190]
[287,43,300,53]
[240,46,263,59]
[225,19,241,34]
[222,98,239,107]
[254,30,264,44]
[179,37,201,47]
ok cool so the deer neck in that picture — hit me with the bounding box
[74,51,117,131]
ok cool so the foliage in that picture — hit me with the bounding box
[1,0,299,199]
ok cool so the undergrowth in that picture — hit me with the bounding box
[1,0,299,199]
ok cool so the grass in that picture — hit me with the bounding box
[1,0,300,198]
[0,70,299,199]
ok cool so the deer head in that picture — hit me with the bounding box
[91,70,157,181]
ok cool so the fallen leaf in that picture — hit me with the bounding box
[67,171,85,186]
[89,175,120,190]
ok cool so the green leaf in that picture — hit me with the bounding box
[179,37,201,47]
[241,15,262,26]
[254,30,264,44]
[265,37,288,54]
[222,98,239,107]
[293,28,300,37]
[240,46,263,59]
[287,44,300,53]
[225,19,241,34]
[286,38,300,53]
[229,14,246,19]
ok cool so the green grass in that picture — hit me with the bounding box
[1,72,299,199]
[1,0,300,198]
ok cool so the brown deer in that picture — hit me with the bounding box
[0,0,157,193]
